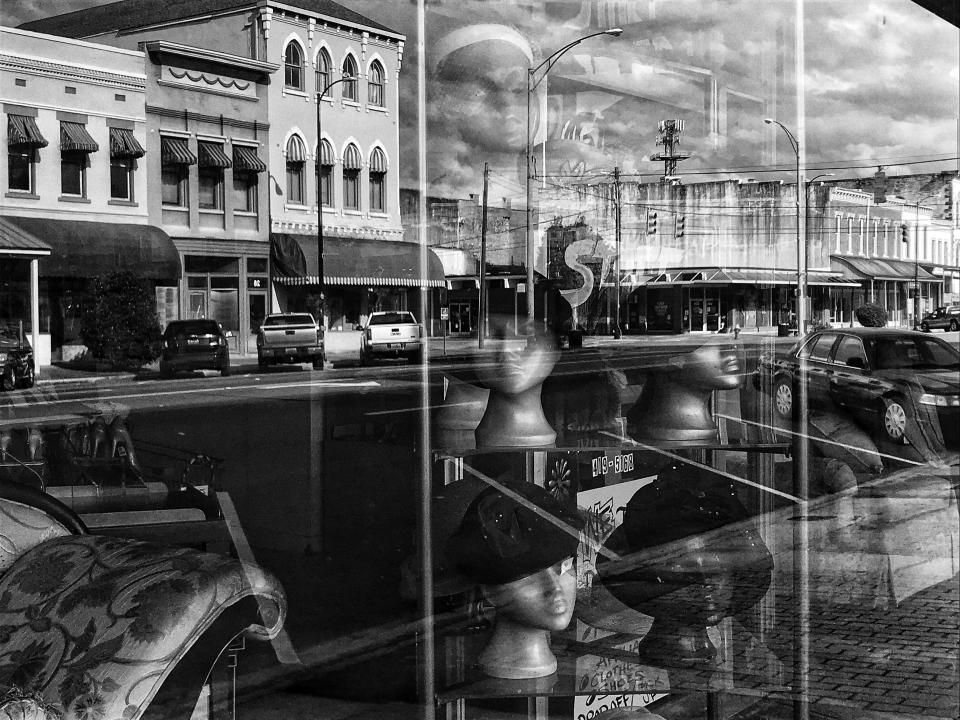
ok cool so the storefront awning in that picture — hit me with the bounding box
[645,268,798,285]
[3,216,180,280]
[109,127,145,159]
[60,122,99,153]
[271,233,445,288]
[161,137,197,165]
[832,256,937,282]
[806,270,861,287]
[233,145,267,172]
[8,115,48,148]
[0,216,52,256]
[198,141,232,168]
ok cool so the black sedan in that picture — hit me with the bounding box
[756,328,959,445]
[160,319,232,378]
[0,323,35,391]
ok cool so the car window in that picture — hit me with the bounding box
[264,314,314,326]
[166,320,220,335]
[914,336,960,369]
[369,312,416,325]
[805,333,837,361]
[833,336,868,368]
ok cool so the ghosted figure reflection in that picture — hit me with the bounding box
[596,461,773,666]
[628,339,743,445]
[447,481,583,678]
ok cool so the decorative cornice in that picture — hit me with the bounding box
[273,219,402,241]
[0,53,145,91]
[142,41,279,76]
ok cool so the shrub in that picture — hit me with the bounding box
[80,271,162,369]
[854,303,887,328]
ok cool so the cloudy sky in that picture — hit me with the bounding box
[5,0,958,199]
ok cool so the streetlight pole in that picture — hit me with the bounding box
[525,28,623,325]
[805,172,835,325]
[765,117,805,335]
[316,75,354,330]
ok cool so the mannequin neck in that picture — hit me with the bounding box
[478,613,558,679]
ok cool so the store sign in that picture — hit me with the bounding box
[247,277,266,289]
[440,306,449,320]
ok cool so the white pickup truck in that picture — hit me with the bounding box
[359,311,424,365]
[256,312,325,370]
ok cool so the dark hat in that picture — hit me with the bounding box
[446,481,584,586]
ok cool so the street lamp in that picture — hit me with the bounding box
[525,28,623,324]
[805,172,834,321]
[765,118,805,336]
[316,75,354,329]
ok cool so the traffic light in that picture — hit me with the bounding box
[647,211,658,235]
[900,223,909,246]
[675,215,685,238]
[945,191,953,221]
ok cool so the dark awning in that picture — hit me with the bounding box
[233,145,267,172]
[109,127,145,158]
[60,122,99,152]
[3,216,180,280]
[0,216,52,256]
[198,141,232,168]
[832,256,937,282]
[271,233,445,288]
[8,115,48,148]
[161,137,197,165]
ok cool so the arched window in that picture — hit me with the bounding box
[368,147,386,212]
[315,48,331,97]
[342,143,361,210]
[368,60,384,107]
[342,55,358,101]
[316,139,334,207]
[285,135,306,204]
[284,42,304,90]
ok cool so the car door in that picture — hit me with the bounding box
[829,334,877,416]
[799,332,839,408]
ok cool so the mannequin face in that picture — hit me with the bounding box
[676,342,742,390]
[476,321,558,395]
[484,557,576,632]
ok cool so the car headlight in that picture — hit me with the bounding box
[0,352,7,364]
[920,393,960,407]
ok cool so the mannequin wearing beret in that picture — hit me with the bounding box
[627,340,743,445]
[447,482,584,678]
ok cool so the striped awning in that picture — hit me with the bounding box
[271,233,445,288]
[233,145,267,172]
[8,115,48,148]
[342,144,361,169]
[369,147,386,172]
[286,136,306,162]
[60,122,99,153]
[198,141,232,168]
[318,139,335,165]
[161,137,197,165]
[109,127,145,158]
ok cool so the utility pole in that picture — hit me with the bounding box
[479,162,489,349]
[613,166,622,338]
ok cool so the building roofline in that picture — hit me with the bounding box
[142,40,280,74]
[1,26,146,60]
[268,0,405,41]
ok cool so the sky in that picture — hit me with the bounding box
[4,0,958,200]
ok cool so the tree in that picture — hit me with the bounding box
[80,271,162,369]
[854,302,888,328]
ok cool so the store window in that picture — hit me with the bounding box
[369,147,386,212]
[342,143,361,210]
[108,127,144,201]
[286,135,306,205]
[315,48,331,97]
[160,136,195,207]
[284,41,304,90]
[60,121,98,198]
[7,114,47,194]
[317,139,334,207]
[342,55,358,101]
[232,145,266,214]
[368,60,385,107]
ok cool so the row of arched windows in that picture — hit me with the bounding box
[284,42,385,107]
[284,135,388,213]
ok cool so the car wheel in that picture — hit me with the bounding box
[773,376,793,419]
[220,354,231,377]
[18,363,35,389]
[950,319,959,332]
[160,361,174,379]
[920,321,930,332]
[312,357,324,370]
[881,396,909,443]
[0,371,14,392]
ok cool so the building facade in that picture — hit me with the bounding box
[1,27,176,364]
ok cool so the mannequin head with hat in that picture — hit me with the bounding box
[447,479,584,678]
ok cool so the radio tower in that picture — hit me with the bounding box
[650,119,691,183]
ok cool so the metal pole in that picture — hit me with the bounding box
[613,166,622,338]
[525,68,535,324]
[479,163,489,348]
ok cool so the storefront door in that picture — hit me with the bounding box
[689,296,704,332]
[247,291,267,353]
[449,302,472,335]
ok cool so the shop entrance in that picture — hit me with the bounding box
[686,288,722,332]
[449,302,472,335]
[185,256,241,352]
[247,291,267,353]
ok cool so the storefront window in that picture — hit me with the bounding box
[60,149,86,196]
[7,146,34,192]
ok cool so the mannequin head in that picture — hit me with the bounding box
[474,317,559,396]
[483,556,576,632]
[666,339,743,390]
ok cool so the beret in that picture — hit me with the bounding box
[446,481,583,586]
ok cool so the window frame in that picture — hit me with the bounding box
[161,164,188,207]
[198,165,224,211]
[342,56,358,102]
[232,170,258,214]
[316,48,332,97]
[368,60,385,107]
[110,155,135,201]
[284,42,304,91]
[343,168,360,210]
[60,149,87,197]
[7,145,36,193]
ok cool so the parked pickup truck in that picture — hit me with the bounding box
[359,311,424,365]
[257,313,324,370]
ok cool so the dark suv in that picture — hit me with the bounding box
[920,305,960,332]
[160,319,232,378]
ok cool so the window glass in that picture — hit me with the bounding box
[343,168,359,209]
[110,157,133,200]
[198,167,223,210]
[316,48,331,96]
[807,333,837,360]
[368,60,384,106]
[284,42,303,89]
[60,149,85,195]
[834,336,867,367]
[342,55,358,100]
[232,171,257,212]
[161,166,186,206]
[8,147,34,192]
